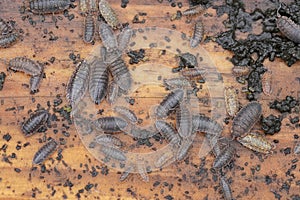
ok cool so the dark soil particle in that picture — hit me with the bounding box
[127,49,145,64]
[0,72,6,91]
[3,133,11,142]
[270,96,299,113]
[121,0,129,8]
[261,114,282,135]
[282,147,291,155]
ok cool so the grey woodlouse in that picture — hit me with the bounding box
[66,60,90,107]
[113,106,138,123]
[190,20,204,48]
[33,139,58,164]
[163,77,192,89]
[224,87,239,117]
[119,165,133,181]
[213,143,235,169]
[94,134,123,148]
[277,16,300,43]
[176,102,192,138]
[261,70,272,96]
[238,132,273,154]
[0,33,18,48]
[155,120,181,146]
[88,59,109,104]
[180,68,206,78]
[22,110,49,137]
[106,81,119,105]
[232,66,250,77]
[220,175,233,200]
[130,127,157,139]
[231,102,262,139]
[117,27,133,53]
[83,12,95,44]
[98,0,120,29]
[79,0,88,13]
[155,89,184,118]
[29,0,71,14]
[30,72,44,94]
[99,22,119,52]
[100,146,127,161]
[93,116,128,132]
[176,139,193,161]
[192,114,223,136]
[0,18,11,35]
[8,57,43,76]
[182,4,205,16]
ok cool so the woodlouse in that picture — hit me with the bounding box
[231,102,262,139]
[155,120,181,146]
[93,116,128,132]
[0,18,11,35]
[220,175,233,200]
[213,143,235,169]
[106,81,119,105]
[294,142,300,155]
[232,66,250,77]
[0,33,18,48]
[8,57,43,76]
[182,4,205,16]
[79,0,88,13]
[88,59,109,104]
[238,132,273,154]
[155,89,184,118]
[22,110,49,137]
[190,19,204,48]
[224,87,239,117]
[163,77,191,89]
[192,114,223,136]
[66,60,90,107]
[100,146,127,161]
[98,0,119,29]
[30,72,44,94]
[99,22,118,51]
[33,139,58,164]
[276,16,300,43]
[83,12,95,44]
[113,106,138,123]
[176,102,192,138]
[117,27,133,53]
[29,0,71,14]
[94,134,123,148]
[180,68,206,78]
[176,139,193,161]
[261,70,272,96]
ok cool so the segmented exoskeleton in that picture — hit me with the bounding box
[277,15,300,43]
[30,72,44,94]
[231,102,262,139]
[0,18,12,35]
[180,68,205,78]
[155,89,184,118]
[192,114,223,136]
[22,109,49,137]
[238,132,273,154]
[8,57,42,76]
[220,175,233,200]
[176,139,193,161]
[182,4,205,16]
[106,81,119,104]
[114,106,138,123]
[163,77,192,89]
[88,58,108,104]
[93,116,128,132]
[176,102,192,138]
[99,22,118,51]
[261,70,272,96]
[98,0,120,29]
[33,139,58,164]
[190,19,204,48]
[224,87,239,117]
[95,134,123,148]
[29,0,71,14]
[100,146,127,161]
[83,12,95,43]
[66,60,90,107]
[117,27,133,53]
[232,66,250,77]
[213,143,235,169]
[155,120,181,146]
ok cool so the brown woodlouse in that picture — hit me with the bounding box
[238,132,273,154]
[98,0,120,29]
[213,143,235,169]
[0,33,18,48]
[33,139,58,164]
[190,19,204,48]
[180,67,206,78]
[8,57,43,76]
[113,106,138,123]
[220,175,233,200]
[224,87,239,117]
[83,12,95,44]
[30,72,44,94]
[176,102,192,138]
[155,120,181,146]
[94,134,123,148]
[192,114,223,136]
[88,59,108,104]
[261,70,272,96]
[163,77,192,89]
[120,165,134,181]
[66,60,90,107]
[232,66,250,77]
[231,102,262,139]
[93,116,128,132]
[100,146,127,161]
[155,89,184,118]
[106,81,119,105]
[117,27,133,53]
[277,16,300,43]
[22,110,49,137]
[29,0,71,14]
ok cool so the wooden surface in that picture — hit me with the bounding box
[0,0,300,199]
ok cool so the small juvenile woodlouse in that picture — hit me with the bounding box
[83,12,95,44]
[117,27,133,53]
[100,146,127,161]
[220,175,233,200]
[29,0,71,14]
[66,60,90,107]
[231,102,262,139]
[95,134,123,148]
[0,33,18,48]
[261,70,272,96]
[98,0,120,29]
[224,87,239,117]
[119,165,134,181]
[277,16,300,43]
[22,109,49,137]
[33,139,58,164]
[180,68,206,78]
[163,77,191,89]
[232,66,250,77]
[182,4,205,16]
[238,132,273,154]
[88,59,109,104]
[213,143,235,169]
[93,116,128,132]
[176,102,192,138]
[99,22,118,52]
[30,72,44,94]
[190,19,204,48]
[106,81,119,105]
[155,89,184,118]
[113,106,138,124]
[192,114,223,136]
[155,120,181,146]
[8,57,43,76]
